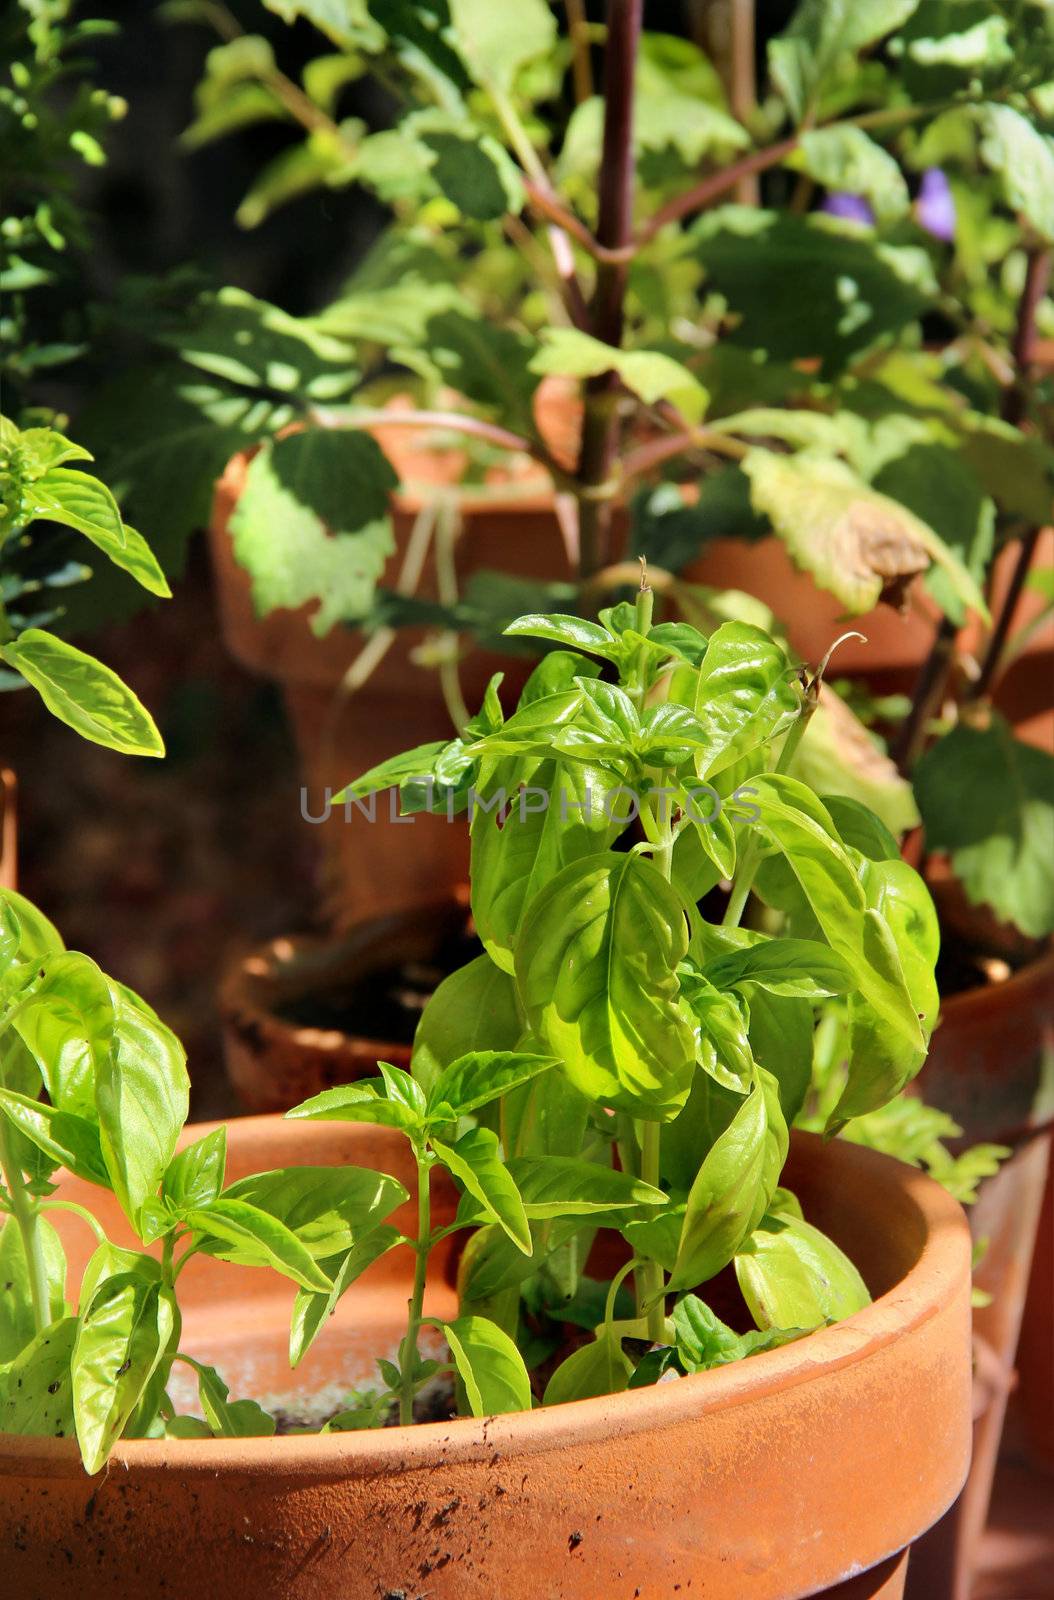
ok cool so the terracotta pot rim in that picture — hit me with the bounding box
[220,898,466,1056]
[0,1117,970,1481]
[938,944,1054,1022]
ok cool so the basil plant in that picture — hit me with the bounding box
[290,596,939,1414]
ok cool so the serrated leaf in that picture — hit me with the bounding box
[230,436,394,634]
[448,0,557,94]
[788,126,909,222]
[770,0,921,122]
[530,329,708,424]
[914,716,1054,940]
[0,630,164,756]
[979,104,1054,243]
[743,449,987,618]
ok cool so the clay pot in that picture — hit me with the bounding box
[1014,1140,1054,1472]
[220,896,472,1113]
[906,950,1054,1599]
[207,400,573,925]
[0,1117,972,1600]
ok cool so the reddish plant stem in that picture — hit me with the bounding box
[893,246,1052,767]
[575,0,643,578]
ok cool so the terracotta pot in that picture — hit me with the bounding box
[0,1117,972,1600]
[207,399,573,925]
[220,896,472,1113]
[0,768,16,891]
[906,951,1054,1599]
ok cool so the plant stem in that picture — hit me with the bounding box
[637,1121,666,1342]
[40,1198,107,1244]
[575,0,643,578]
[894,245,1051,767]
[399,1149,432,1427]
[0,1118,50,1335]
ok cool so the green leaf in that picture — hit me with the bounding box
[12,951,113,1118]
[691,620,801,779]
[260,0,385,49]
[770,0,920,122]
[190,1359,275,1437]
[505,1156,668,1218]
[164,287,359,399]
[678,973,756,1091]
[411,307,539,432]
[412,113,524,220]
[744,989,815,1125]
[503,613,619,659]
[217,1163,407,1257]
[788,689,920,838]
[96,984,189,1231]
[0,631,164,757]
[870,441,994,628]
[162,1127,227,1211]
[183,1197,332,1293]
[442,1312,533,1416]
[667,1076,769,1293]
[979,104,1054,243]
[702,938,854,999]
[787,126,909,222]
[743,449,987,619]
[431,1127,531,1255]
[449,0,557,94]
[517,852,696,1120]
[672,1294,805,1371]
[26,468,170,597]
[543,1327,632,1406]
[751,775,927,1118]
[529,329,708,424]
[411,954,522,1096]
[286,1078,424,1134]
[0,1315,78,1440]
[0,1090,109,1186]
[426,1050,558,1120]
[914,716,1054,941]
[290,1225,403,1367]
[693,208,928,375]
[72,1272,175,1473]
[735,1211,870,1331]
[230,436,395,635]
[0,1215,67,1362]
[0,889,63,969]
[10,425,92,478]
[469,749,620,975]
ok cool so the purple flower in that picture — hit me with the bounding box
[915,167,956,242]
[820,192,876,227]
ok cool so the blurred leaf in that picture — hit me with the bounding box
[261,0,385,49]
[979,104,1054,242]
[229,436,394,633]
[162,288,359,401]
[743,448,986,616]
[449,0,557,94]
[787,126,909,221]
[531,329,707,423]
[694,208,928,375]
[914,715,1054,940]
[770,0,921,122]
[789,687,919,835]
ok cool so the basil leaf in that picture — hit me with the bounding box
[517,852,696,1121]
[543,1328,632,1406]
[411,953,522,1095]
[735,1212,871,1331]
[286,1079,425,1134]
[0,1314,78,1439]
[96,984,189,1232]
[216,1165,408,1258]
[443,1313,533,1415]
[505,1156,667,1218]
[162,1126,227,1211]
[667,1077,768,1293]
[0,630,164,757]
[431,1126,531,1255]
[0,1089,109,1186]
[11,951,113,1119]
[0,1214,67,1361]
[72,1272,176,1473]
[426,1050,558,1120]
[192,1359,275,1437]
[184,1198,332,1293]
[289,1225,404,1368]
[692,622,801,780]
[503,613,620,660]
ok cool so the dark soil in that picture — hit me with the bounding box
[273,931,482,1043]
